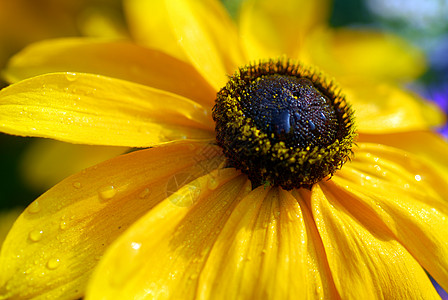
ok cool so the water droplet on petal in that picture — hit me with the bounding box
[131,242,141,250]
[98,185,117,201]
[72,182,82,189]
[65,72,77,82]
[27,201,41,214]
[59,221,67,230]
[170,184,200,207]
[29,230,43,242]
[46,258,60,270]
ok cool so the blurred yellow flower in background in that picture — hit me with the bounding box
[0,0,447,299]
[0,0,127,76]
[0,0,129,195]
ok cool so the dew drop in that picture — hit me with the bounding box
[46,258,60,270]
[59,221,67,230]
[138,188,151,199]
[131,242,141,250]
[29,230,43,242]
[27,201,41,214]
[98,185,117,201]
[170,184,200,207]
[65,72,77,81]
[72,182,82,189]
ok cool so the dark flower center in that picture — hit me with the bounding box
[212,59,356,190]
[241,75,339,148]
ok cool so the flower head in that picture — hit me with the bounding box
[0,0,447,299]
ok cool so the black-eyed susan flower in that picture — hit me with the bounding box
[1,0,448,299]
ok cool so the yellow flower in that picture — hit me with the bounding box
[0,0,128,192]
[0,0,447,299]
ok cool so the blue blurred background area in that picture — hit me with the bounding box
[0,0,447,216]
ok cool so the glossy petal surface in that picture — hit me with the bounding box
[333,143,448,292]
[358,131,448,177]
[3,38,216,106]
[0,73,214,147]
[87,178,340,299]
[198,187,338,299]
[87,169,247,299]
[312,181,440,299]
[0,141,225,300]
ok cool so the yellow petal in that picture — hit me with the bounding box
[87,179,338,299]
[358,131,448,179]
[3,38,216,107]
[239,0,330,61]
[20,139,127,191]
[310,182,441,299]
[0,73,214,147]
[124,0,188,62]
[125,0,243,90]
[86,168,246,299]
[165,0,243,89]
[342,79,445,133]
[0,140,225,299]
[333,142,448,292]
[304,28,427,81]
[199,187,338,299]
